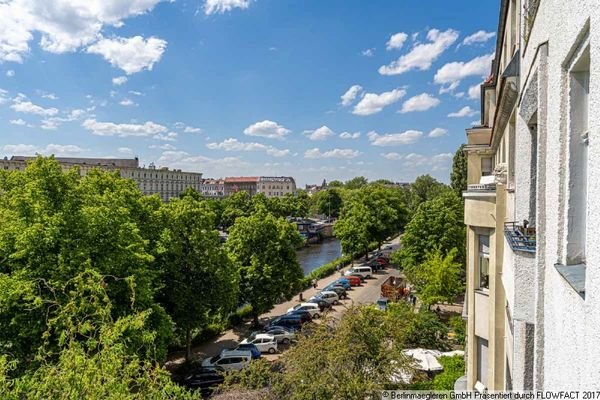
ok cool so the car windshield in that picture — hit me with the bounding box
[292,304,302,310]
[209,355,220,364]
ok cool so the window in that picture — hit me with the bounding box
[478,234,490,290]
[481,157,493,176]
[566,45,589,265]
[476,337,489,388]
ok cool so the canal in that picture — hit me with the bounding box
[296,238,342,276]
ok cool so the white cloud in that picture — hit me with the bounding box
[117,147,133,155]
[399,93,440,113]
[434,53,493,88]
[6,70,14,77]
[401,152,453,170]
[153,132,178,141]
[448,106,479,118]
[207,138,290,157]
[367,130,423,146]
[11,95,58,116]
[82,118,168,138]
[339,131,360,140]
[128,90,143,96]
[352,88,406,116]
[340,84,363,106]
[0,0,164,63]
[438,81,459,94]
[157,150,248,176]
[243,119,290,140]
[382,152,402,160]
[378,29,459,76]
[2,143,84,156]
[119,98,135,106]
[304,125,335,141]
[184,126,202,133]
[462,30,496,46]
[149,143,176,150]
[468,83,481,99]
[112,76,128,85]
[386,32,408,50]
[428,128,448,138]
[304,148,360,159]
[204,0,251,15]
[87,36,167,75]
[41,93,58,100]
[9,118,26,125]
[361,48,375,57]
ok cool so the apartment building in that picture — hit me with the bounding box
[200,179,225,198]
[1,156,203,202]
[464,0,600,391]
[224,176,296,197]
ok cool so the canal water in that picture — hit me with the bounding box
[296,238,342,276]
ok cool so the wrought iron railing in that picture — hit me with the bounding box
[504,222,536,253]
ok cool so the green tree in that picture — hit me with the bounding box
[344,176,368,190]
[451,144,468,198]
[221,191,254,229]
[407,175,447,214]
[226,211,303,326]
[405,309,450,350]
[395,191,465,268]
[327,180,344,188]
[406,248,464,306]
[156,196,238,362]
[334,200,373,262]
[311,188,343,218]
[433,356,465,390]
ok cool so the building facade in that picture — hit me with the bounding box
[224,176,296,197]
[464,0,600,391]
[1,156,203,202]
[200,179,225,198]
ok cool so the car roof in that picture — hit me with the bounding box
[298,302,318,307]
[319,290,337,296]
[253,333,276,340]
[220,350,252,357]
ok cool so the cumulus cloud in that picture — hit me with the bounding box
[378,29,459,76]
[386,32,408,50]
[207,138,290,157]
[184,126,202,133]
[428,128,448,138]
[243,120,290,140]
[382,152,402,160]
[112,76,128,85]
[157,150,248,176]
[39,108,87,130]
[434,53,493,90]
[149,143,176,150]
[11,95,58,116]
[153,132,178,141]
[0,0,165,63]
[448,106,479,118]
[9,118,26,125]
[6,70,14,77]
[468,83,481,99]
[399,93,440,113]
[462,30,496,46]
[118,147,134,155]
[87,36,167,75]
[353,88,406,116]
[304,125,335,141]
[82,118,169,138]
[367,130,423,146]
[339,131,361,140]
[361,48,375,57]
[2,143,84,156]
[340,84,363,106]
[304,148,360,159]
[41,93,58,100]
[204,0,251,15]
[119,98,136,106]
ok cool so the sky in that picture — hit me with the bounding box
[0,0,499,186]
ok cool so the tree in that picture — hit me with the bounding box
[334,200,373,262]
[433,356,465,390]
[311,188,343,218]
[405,309,450,350]
[344,176,368,190]
[226,211,303,326]
[407,175,447,214]
[156,196,238,362]
[395,191,465,268]
[221,191,254,229]
[406,248,464,306]
[327,180,344,188]
[451,144,468,198]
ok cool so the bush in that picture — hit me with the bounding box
[228,304,254,327]
[405,310,450,351]
[432,355,464,390]
[449,316,466,345]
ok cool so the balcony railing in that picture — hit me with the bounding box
[504,222,536,253]
[467,183,496,191]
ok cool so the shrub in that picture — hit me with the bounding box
[432,355,464,390]
[449,316,466,345]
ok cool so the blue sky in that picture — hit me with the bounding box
[0,0,498,185]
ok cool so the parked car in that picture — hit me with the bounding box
[287,302,321,318]
[201,350,252,372]
[240,334,278,354]
[286,309,314,323]
[315,290,339,305]
[342,275,362,287]
[267,315,303,331]
[306,297,333,312]
[376,297,389,311]
[345,266,372,279]
[181,368,225,395]
[234,343,261,359]
[333,279,352,290]
[264,326,296,344]
[323,284,348,299]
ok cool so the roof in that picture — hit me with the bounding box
[225,177,259,183]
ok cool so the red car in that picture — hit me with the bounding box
[345,275,362,286]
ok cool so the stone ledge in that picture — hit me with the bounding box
[554,263,586,299]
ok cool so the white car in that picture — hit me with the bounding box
[201,350,252,371]
[264,326,296,344]
[345,266,372,279]
[316,290,339,305]
[240,333,278,354]
[286,303,321,318]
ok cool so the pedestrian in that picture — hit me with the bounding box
[312,278,318,289]
[412,295,417,306]
[335,264,340,273]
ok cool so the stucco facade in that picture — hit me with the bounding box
[464,0,600,391]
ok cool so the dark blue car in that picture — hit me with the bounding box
[235,343,261,359]
[333,279,352,290]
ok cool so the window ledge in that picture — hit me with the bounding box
[474,289,490,296]
[554,263,586,299]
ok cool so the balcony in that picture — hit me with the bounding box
[466,183,496,192]
[504,222,536,253]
